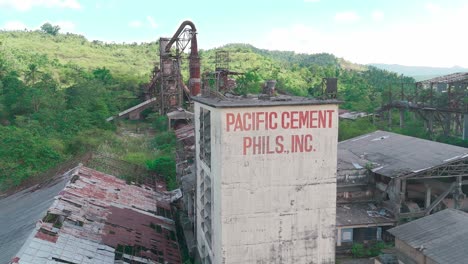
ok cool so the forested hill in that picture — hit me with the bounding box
[0,30,405,103]
[221,43,367,71]
[0,29,417,189]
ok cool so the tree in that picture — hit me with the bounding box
[92,67,113,84]
[25,63,41,84]
[40,23,60,36]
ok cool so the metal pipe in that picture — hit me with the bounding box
[165,21,200,96]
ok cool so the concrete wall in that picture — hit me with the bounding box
[395,239,426,264]
[195,102,339,263]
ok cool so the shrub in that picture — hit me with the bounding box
[146,154,177,190]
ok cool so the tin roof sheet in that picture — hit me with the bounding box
[388,209,468,264]
[338,130,468,178]
[12,166,181,264]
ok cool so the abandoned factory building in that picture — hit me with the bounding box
[11,165,182,264]
[336,130,468,247]
[192,94,340,264]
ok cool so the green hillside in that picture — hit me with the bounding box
[5,28,462,190]
[0,30,158,85]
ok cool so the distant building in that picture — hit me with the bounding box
[387,209,468,264]
[193,94,340,263]
[11,165,181,264]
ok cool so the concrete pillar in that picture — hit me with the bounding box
[388,109,392,128]
[455,176,463,209]
[401,179,407,200]
[427,112,433,134]
[337,228,342,246]
[463,114,468,140]
[444,113,451,136]
[425,185,432,209]
[394,178,402,216]
[399,110,405,128]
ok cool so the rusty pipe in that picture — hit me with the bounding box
[164,20,197,53]
[165,20,200,96]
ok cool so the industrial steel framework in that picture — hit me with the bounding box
[201,50,241,98]
[378,72,468,139]
[388,156,468,220]
[145,21,200,114]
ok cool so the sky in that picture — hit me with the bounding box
[0,0,467,68]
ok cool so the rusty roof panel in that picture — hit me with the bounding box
[12,165,181,264]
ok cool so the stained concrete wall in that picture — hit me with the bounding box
[195,102,338,264]
[395,239,426,264]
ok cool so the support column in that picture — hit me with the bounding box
[444,113,451,136]
[337,228,342,246]
[394,178,402,217]
[388,109,392,128]
[454,176,463,209]
[463,114,468,140]
[401,179,407,200]
[425,185,432,209]
[427,112,433,134]
[400,110,405,128]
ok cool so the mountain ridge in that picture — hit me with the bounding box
[369,63,468,81]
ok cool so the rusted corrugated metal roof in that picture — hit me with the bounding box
[175,124,195,147]
[12,165,181,264]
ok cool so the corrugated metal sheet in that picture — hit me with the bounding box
[388,209,468,263]
[12,166,181,264]
[338,130,468,178]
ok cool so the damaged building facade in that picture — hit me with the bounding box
[336,130,468,248]
[193,95,340,263]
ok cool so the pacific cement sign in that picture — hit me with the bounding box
[224,109,336,156]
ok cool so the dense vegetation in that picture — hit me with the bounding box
[0,30,148,188]
[0,28,465,189]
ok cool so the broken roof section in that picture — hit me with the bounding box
[336,203,395,227]
[389,209,468,264]
[12,165,181,264]
[338,130,468,178]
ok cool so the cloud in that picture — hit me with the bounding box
[371,10,384,21]
[146,16,157,29]
[2,20,27,30]
[334,11,360,23]
[129,20,143,28]
[425,3,441,13]
[0,0,81,11]
[254,12,468,68]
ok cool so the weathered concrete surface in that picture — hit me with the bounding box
[195,102,339,264]
[0,171,73,264]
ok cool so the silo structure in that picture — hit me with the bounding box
[194,95,339,264]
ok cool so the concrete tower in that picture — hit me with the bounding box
[194,95,339,264]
